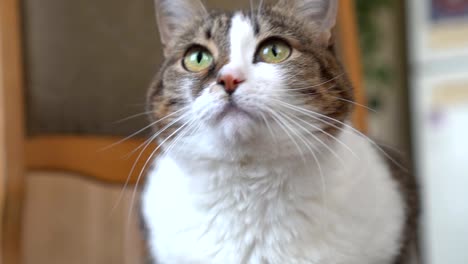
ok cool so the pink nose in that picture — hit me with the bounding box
[217,71,245,95]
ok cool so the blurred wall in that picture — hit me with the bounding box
[22,0,160,136]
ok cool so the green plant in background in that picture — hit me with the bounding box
[355,0,395,110]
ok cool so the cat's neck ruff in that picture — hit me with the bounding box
[142,125,405,263]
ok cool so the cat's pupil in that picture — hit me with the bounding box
[196,52,203,64]
[272,45,278,57]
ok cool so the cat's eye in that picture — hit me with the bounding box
[257,39,292,64]
[183,47,214,72]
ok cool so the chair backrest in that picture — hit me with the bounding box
[337,0,367,133]
[1,0,26,263]
[1,0,366,263]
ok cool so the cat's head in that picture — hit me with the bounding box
[148,0,353,155]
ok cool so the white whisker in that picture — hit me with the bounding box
[168,124,201,158]
[273,100,358,158]
[333,96,377,113]
[126,119,194,232]
[265,107,306,162]
[272,109,329,253]
[276,110,345,167]
[112,111,153,124]
[287,73,344,91]
[271,99,407,172]
[258,110,278,145]
[101,107,189,152]
[163,119,197,157]
[111,110,189,215]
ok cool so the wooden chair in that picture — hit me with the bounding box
[0,0,366,263]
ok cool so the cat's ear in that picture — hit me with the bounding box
[154,0,207,54]
[275,0,338,45]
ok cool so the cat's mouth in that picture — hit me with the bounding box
[215,101,254,123]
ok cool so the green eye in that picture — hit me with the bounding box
[258,39,291,64]
[183,47,214,72]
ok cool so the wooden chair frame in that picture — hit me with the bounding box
[0,0,366,263]
[1,0,26,263]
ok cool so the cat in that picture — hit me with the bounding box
[141,0,419,263]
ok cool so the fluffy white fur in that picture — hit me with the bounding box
[142,126,405,264]
[142,12,406,264]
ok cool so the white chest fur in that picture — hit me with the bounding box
[141,127,405,264]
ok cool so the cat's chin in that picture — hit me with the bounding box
[219,119,257,143]
[213,108,258,143]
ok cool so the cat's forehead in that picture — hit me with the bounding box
[173,9,316,56]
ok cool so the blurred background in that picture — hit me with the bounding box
[1,0,467,263]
